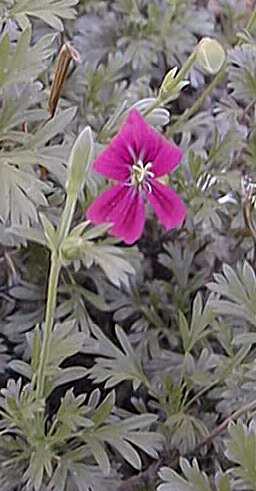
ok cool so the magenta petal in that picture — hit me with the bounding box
[93,109,182,181]
[151,139,183,177]
[123,110,183,177]
[111,190,145,244]
[86,184,129,223]
[94,145,131,181]
[147,180,187,230]
[86,184,145,244]
[93,111,144,181]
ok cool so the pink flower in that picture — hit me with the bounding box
[86,110,187,244]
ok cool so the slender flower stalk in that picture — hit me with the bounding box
[35,126,93,401]
[35,254,61,399]
[168,63,227,136]
[36,195,77,400]
[170,50,197,91]
[169,9,256,136]
[237,8,256,45]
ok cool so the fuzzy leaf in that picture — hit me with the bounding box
[84,324,148,390]
[0,162,49,226]
[10,0,79,31]
[0,28,55,88]
[225,421,256,490]
[158,459,213,491]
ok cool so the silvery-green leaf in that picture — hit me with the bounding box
[51,366,88,389]
[0,162,49,226]
[8,359,32,379]
[0,28,55,88]
[10,0,79,31]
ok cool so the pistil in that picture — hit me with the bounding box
[130,160,154,192]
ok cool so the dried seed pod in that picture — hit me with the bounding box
[48,42,80,118]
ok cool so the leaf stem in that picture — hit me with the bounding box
[246,9,256,34]
[183,379,219,412]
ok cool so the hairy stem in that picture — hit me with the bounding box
[171,50,197,89]
[57,192,77,247]
[36,193,77,400]
[35,255,61,399]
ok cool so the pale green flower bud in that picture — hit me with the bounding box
[66,126,94,199]
[196,37,226,75]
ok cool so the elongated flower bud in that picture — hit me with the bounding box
[66,126,94,199]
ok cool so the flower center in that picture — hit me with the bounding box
[131,159,154,192]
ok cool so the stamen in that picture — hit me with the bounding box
[147,171,155,178]
[133,164,143,173]
[130,157,155,192]
[137,159,144,169]
[145,181,152,193]
[144,162,152,170]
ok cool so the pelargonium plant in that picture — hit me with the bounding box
[1,1,256,491]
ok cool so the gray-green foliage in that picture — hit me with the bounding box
[225,420,256,490]
[1,0,256,490]
[157,460,231,491]
[2,0,79,30]
[158,420,256,491]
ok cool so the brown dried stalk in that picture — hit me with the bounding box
[48,42,80,118]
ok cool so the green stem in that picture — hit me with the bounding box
[142,98,162,118]
[183,379,219,411]
[57,192,77,247]
[143,50,198,118]
[36,193,77,400]
[171,50,197,89]
[238,9,256,45]
[169,9,256,135]
[168,63,227,136]
[36,255,61,399]
[247,9,256,32]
